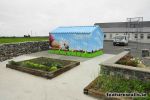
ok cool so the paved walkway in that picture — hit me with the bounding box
[0,51,114,100]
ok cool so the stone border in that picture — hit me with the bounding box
[100,51,150,81]
[6,58,80,79]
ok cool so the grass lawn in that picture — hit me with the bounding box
[48,49,104,58]
[0,37,48,44]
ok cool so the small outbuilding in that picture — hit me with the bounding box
[49,25,104,57]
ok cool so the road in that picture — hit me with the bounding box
[103,41,150,66]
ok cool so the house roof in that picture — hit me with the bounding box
[95,21,150,28]
[51,26,99,34]
[95,21,150,33]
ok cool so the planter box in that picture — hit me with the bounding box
[100,51,150,81]
[84,77,132,100]
[6,57,80,79]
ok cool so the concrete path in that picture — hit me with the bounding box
[0,51,114,100]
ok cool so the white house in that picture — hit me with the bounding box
[95,21,150,43]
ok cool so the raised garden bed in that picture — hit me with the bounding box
[84,75,150,100]
[48,49,104,58]
[6,57,80,79]
[116,54,146,68]
[84,51,150,99]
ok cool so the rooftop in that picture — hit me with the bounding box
[95,21,150,28]
[95,21,150,33]
[51,26,100,34]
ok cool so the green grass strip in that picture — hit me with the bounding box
[0,37,48,44]
[48,50,104,58]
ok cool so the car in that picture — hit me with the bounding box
[113,35,128,46]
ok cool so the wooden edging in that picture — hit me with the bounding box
[83,76,132,100]
[6,61,80,79]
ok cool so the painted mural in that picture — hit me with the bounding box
[49,26,104,52]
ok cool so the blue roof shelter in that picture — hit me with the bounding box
[49,25,104,52]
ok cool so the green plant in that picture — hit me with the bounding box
[22,61,50,71]
[95,75,150,99]
[8,60,19,65]
[117,55,141,67]
[20,60,63,72]
[50,66,57,71]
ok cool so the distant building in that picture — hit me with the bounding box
[95,21,150,43]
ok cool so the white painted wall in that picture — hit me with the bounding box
[104,33,150,43]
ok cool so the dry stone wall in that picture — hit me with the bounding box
[0,41,49,62]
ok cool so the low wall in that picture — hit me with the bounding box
[0,41,49,62]
[100,51,150,81]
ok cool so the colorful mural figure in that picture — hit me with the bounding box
[49,34,60,49]
[49,25,104,53]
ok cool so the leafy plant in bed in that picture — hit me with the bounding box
[6,57,80,79]
[22,60,63,71]
[116,54,146,68]
[84,75,150,100]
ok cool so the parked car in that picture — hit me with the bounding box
[113,35,128,46]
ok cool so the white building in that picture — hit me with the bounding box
[95,21,150,43]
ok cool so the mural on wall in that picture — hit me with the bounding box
[49,34,70,50]
[49,26,104,52]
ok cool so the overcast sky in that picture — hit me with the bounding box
[0,0,150,36]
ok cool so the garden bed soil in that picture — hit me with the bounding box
[6,57,80,79]
[116,54,146,68]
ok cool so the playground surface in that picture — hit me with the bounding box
[0,51,114,100]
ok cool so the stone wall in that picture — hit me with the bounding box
[100,51,150,81]
[0,41,49,62]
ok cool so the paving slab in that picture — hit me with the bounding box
[0,51,114,100]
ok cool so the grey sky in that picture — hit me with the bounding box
[0,0,150,36]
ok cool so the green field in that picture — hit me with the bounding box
[0,37,48,44]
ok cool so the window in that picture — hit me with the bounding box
[147,34,150,39]
[104,34,106,38]
[110,34,112,39]
[135,34,138,38]
[128,33,130,39]
[140,34,144,39]
[125,36,127,40]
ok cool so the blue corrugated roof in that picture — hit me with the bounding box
[51,26,99,34]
